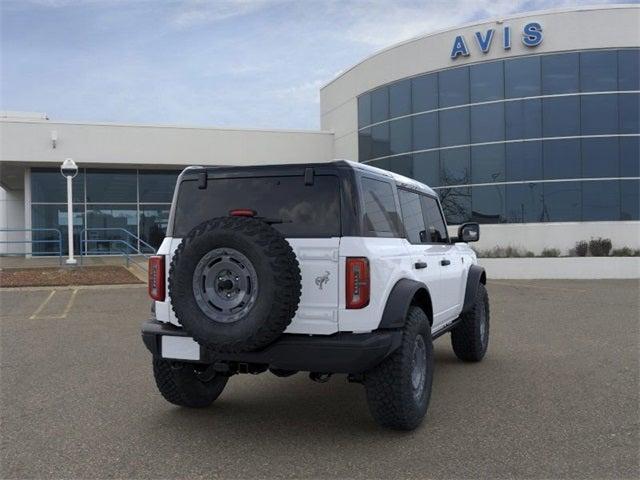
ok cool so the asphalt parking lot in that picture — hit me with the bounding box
[1,280,638,479]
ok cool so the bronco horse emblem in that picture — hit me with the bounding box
[315,271,331,290]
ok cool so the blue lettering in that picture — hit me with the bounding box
[475,29,495,53]
[503,26,511,50]
[522,22,543,47]
[450,35,470,59]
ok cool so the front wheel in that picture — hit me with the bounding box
[451,283,490,362]
[364,307,434,430]
[153,359,228,408]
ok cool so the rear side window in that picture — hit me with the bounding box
[173,175,341,237]
[398,189,427,244]
[421,196,449,243]
[361,177,402,237]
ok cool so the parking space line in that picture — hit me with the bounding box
[29,290,56,319]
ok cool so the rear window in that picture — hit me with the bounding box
[173,175,341,237]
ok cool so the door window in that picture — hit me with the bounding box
[421,196,449,243]
[398,189,427,244]
[361,177,402,237]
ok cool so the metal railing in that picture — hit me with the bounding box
[0,228,64,264]
[79,227,156,270]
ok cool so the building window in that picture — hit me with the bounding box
[542,96,580,137]
[31,204,84,255]
[470,103,505,143]
[581,137,619,178]
[618,49,640,91]
[31,169,84,203]
[411,73,438,113]
[541,52,579,94]
[543,182,581,222]
[389,117,412,155]
[619,93,639,134]
[506,183,543,223]
[413,152,440,187]
[506,142,543,182]
[621,180,640,220]
[580,50,618,92]
[470,61,504,102]
[139,170,180,203]
[471,144,505,184]
[440,147,470,185]
[358,94,371,128]
[389,79,411,118]
[505,99,542,140]
[581,94,618,135]
[86,169,136,203]
[505,56,541,98]
[582,181,620,221]
[439,187,471,225]
[439,66,469,108]
[370,86,389,124]
[543,139,581,180]
[471,185,505,224]
[412,112,438,151]
[439,107,469,147]
[620,137,640,177]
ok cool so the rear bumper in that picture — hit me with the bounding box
[141,320,402,374]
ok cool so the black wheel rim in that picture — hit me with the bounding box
[411,335,427,402]
[192,247,259,323]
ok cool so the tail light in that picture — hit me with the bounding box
[346,257,370,309]
[148,255,165,301]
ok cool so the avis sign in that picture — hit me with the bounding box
[450,22,543,59]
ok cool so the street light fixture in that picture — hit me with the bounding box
[60,158,78,265]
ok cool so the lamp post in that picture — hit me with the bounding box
[60,158,78,265]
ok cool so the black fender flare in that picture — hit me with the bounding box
[462,265,486,314]
[378,279,433,329]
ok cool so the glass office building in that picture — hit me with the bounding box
[357,48,639,225]
[30,168,180,255]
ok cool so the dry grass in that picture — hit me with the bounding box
[0,266,143,288]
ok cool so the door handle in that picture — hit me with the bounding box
[440,259,451,266]
[414,261,427,269]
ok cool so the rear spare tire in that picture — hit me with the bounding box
[169,217,301,352]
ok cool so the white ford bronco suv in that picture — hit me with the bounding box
[142,160,489,430]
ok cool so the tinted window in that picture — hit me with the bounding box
[440,147,470,185]
[390,79,411,118]
[506,183,543,223]
[543,97,580,137]
[543,139,581,179]
[421,195,448,242]
[471,185,505,223]
[358,128,372,161]
[619,93,639,134]
[358,94,371,128]
[412,73,438,112]
[621,180,640,220]
[439,67,469,107]
[31,168,85,203]
[618,49,640,91]
[439,108,470,147]
[413,152,440,187]
[398,189,426,243]
[139,171,179,203]
[361,177,402,236]
[174,176,341,237]
[505,56,541,98]
[542,53,579,94]
[470,103,504,143]
[505,99,542,140]
[412,112,439,151]
[439,187,471,225]
[371,123,390,158]
[580,51,617,92]
[506,142,543,182]
[31,204,84,255]
[581,94,618,135]
[620,136,640,177]
[389,117,412,155]
[582,181,620,221]
[86,205,138,254]
[543,182,581,222]
[86,169,136,203]
[582,137,619,178]
[471,144,505,184]
[371,87,389,123]
[470,61,504,102]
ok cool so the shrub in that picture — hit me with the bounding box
[611,247,640,257]
[589,237,612,257]
[476,246,534,258]
[574,241,589,257]
[540,248,561,257]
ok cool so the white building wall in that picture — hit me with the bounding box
[0,186,26,254]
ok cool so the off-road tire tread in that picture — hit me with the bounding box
[169,217,301,353]
[364,307,433,430]
[152,358,227,408]
[451,283,489,362]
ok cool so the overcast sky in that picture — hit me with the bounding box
[1,0,630,130]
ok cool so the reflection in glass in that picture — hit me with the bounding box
[31,169,85,203]
[618,49,640,91]
[390,79,411,118]
[371,123,390,158]
[542,182,581,222]
[506,183,543,223]
[582,137,619,178]
[439,187,471,225]
[412,73,438,113]
[542,52,579,94]
[440,148,470,186]
[389,118,412,155]
[621,180,640,220]
[31,204,84,255]
[86,169,136,203]
[471,185,505,223]
[412,112,438,151]
[471,144,505,184]
[506,142,543,182]
[543,139,581,179]
[505,99,542,140]
[619,93,639,134]
[581,94,618,135]
[471,103,505,143]
[620,136,640,177]
[398,189,426,244]
[542,96,580,137]
[583,181,620,221]
[413,152,440,187]
[470,61,504,102]
[139,171,179,203]
[439,67,469,108]
[382,156,413,178]
[439,108,469,147]
[505,56,541,98]
[371,87,389,123]
[86,205,138,254]
[358,94,371,128]
[580,51,617,92]
[359,128,372,161]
